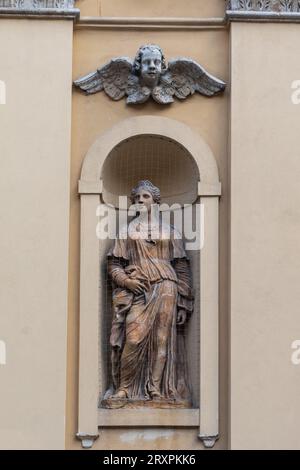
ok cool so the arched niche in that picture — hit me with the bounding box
[101,134,199,207]
[99,134,201,417]
[76,116,221,450]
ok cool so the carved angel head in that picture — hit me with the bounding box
[132,44,167,88]
[74,44,226,105]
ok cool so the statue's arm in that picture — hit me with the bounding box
[108,256,129,288]
[108,256,145,295]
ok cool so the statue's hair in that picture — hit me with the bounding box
[130,180,161,204]
[133,44,167,75]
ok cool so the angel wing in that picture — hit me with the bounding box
[126,75,151,105]
[74,57,133,101]
[153,58,226,104]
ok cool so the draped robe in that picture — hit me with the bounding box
[107,219,194,402]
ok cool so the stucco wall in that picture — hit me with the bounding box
[67,12,229,449]
[76,0,225,18]
[230,22,300,450]
[2,0,300,453]
[0,19,73,449]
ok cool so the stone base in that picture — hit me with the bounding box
[101,397,191,410]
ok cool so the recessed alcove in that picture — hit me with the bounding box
[101,134,199,207]
[99,134,201,410]
[77,116,220,448]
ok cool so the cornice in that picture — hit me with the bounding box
[76,16,226,30]
[226,0,300,21]
[0,0,79,20]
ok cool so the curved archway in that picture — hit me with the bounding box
[101,134,200,206]
[77,115,220,449]
[79,116,221,197]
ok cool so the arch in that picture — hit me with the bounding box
[77,115,220,449]
[79,116,220,196]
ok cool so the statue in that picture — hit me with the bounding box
[102,181,194,409]
[74,43,226,105]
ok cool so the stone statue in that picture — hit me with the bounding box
[74,44,225,105]
[102,181,194,409]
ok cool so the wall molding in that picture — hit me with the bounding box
[3,1,300,24]
[0,0,75,7]
[226,0,300,21]
[0,0,79,20]
[76,16,226,31]
[227,0,300,12]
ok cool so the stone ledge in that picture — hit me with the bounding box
[0,0,75,7]
[226,1,300,21]
[98,408,200,427]
[226,0,300,12]
[0,0,79,20]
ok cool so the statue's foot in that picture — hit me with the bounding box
[150,389,163,400]
[111,389,127,399]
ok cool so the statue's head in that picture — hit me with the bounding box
[130,180,161,212]
[133,44,167,87]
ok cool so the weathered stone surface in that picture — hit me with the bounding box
[74,44,226,105]
[226,0,300,12]
[0,1,75,8]
[103,180,194,408]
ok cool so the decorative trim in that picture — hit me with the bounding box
[76,16,226,31]
[227,0,300,12]
[76,432,99,449]
[226,0,300,21]
[199,434,219,449]
[0,0,75,8]
[0,0,79,20]
[80,116,220,186]
[199,197,219,450]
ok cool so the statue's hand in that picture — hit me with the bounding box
[124,278,145,295]
[177,309,187,326]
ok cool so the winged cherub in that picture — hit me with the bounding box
[74,44,226,105]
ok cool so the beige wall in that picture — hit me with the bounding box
[67,17,229,449]
[230,22,300,450]
[3,1,300,453]
[0,19,73,449]
[76,0,225,18]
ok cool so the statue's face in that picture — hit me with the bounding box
[140,49,162,85]
[134,189,155,213]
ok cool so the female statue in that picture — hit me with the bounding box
[103,180,194,408]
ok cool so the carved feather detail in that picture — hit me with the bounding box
[74,58,133,100]
[74,48,226,105]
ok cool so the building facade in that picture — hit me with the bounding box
[1,0,300,450]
